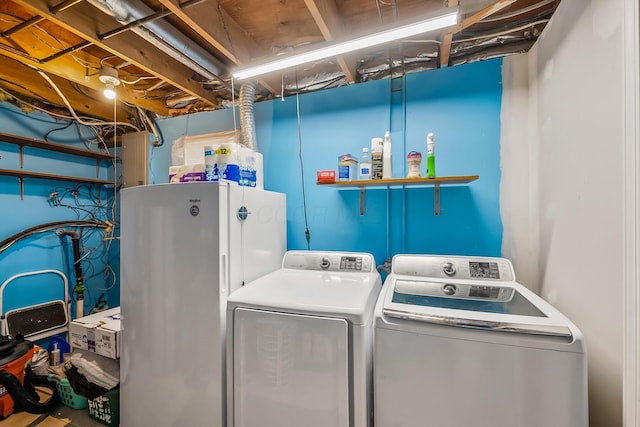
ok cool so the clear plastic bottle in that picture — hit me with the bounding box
[426,133,436,178]
[359,148,371,180]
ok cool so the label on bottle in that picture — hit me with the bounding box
[360,163,371,180]
[371,153,383,180]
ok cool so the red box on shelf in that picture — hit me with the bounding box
[316,170,336,183]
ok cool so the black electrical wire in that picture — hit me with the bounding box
[0,220,108,255]
[44,119,74,142]
[295,70,311,250]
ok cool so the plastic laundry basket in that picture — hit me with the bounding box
[47,375,87,409]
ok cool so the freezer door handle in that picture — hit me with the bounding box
[382,308,573,338]
[221,253,228,294]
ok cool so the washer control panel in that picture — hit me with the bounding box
[283,251,374,272]
[392,255,515,282]
[395,280,514,302]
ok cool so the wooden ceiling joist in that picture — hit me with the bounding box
[303,0,357,83]
[439,0,458,67]
[0,55,132,120]
[440,0,519,67]
[0,15,166,116]
[14,0,222,110]
[0,0,559,120]
[155,0,279,94]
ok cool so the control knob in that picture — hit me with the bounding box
[320,257,331,269]
[442,262,456,276]
[443,284,457,296]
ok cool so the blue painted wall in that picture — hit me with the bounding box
[0,102,119,333]
[154,59,503,268]
[0,58,502,345]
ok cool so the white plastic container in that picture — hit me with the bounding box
[359,148,371,180]
[382,131,392,179]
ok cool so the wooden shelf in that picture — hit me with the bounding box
[0,131,117,199]
[0,168,114,184]
[0,131,113,161]
[0,169,115,199]
[317,175,479,216]
[317,175,479,188]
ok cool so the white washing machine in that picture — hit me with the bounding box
[226,250,382,427]
[374,254,588,427]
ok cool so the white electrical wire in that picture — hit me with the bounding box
[34,68,140,131]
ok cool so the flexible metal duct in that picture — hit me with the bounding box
[239,82,257,151]
[88,0,226,83]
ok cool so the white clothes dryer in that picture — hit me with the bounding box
[227,250,382,427]
[374,254,588,427]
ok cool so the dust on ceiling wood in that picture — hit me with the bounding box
[0,0,560,126]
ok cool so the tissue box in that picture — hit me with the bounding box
[169,164,206,183]
[69,308,121,359]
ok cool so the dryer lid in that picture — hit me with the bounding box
[228,268,382,325]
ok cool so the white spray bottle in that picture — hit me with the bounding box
[382,131,393,179]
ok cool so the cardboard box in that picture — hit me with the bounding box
[316,170,336,183]
[69,307,121,359]
[337,154,358,181]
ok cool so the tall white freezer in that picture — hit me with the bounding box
[120,182,286,426]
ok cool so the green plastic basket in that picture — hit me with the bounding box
[47,374,88,410]
[88,388,119,426]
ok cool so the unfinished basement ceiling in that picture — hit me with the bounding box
[0,0,559,125]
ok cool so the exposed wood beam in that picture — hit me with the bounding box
[441,0,458,67]
[439,32,453,67]
[0,55,132,121]
[14,0,222,109]
[457,0,520,31]
[0,29,168,117]
[303,0,357,83]
[439,0,519,67]
[157,0,252,65]
[155,0,279,93]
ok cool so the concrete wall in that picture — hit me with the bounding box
[501,0,625,424]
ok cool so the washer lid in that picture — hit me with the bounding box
[381,277,573,338]
[228,268,381,325]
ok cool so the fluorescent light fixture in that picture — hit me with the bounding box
[233,8,458,80]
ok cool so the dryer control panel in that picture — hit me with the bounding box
[392,255,515,282]
[283,251,374,272]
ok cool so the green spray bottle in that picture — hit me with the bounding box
[426,133,436,178]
